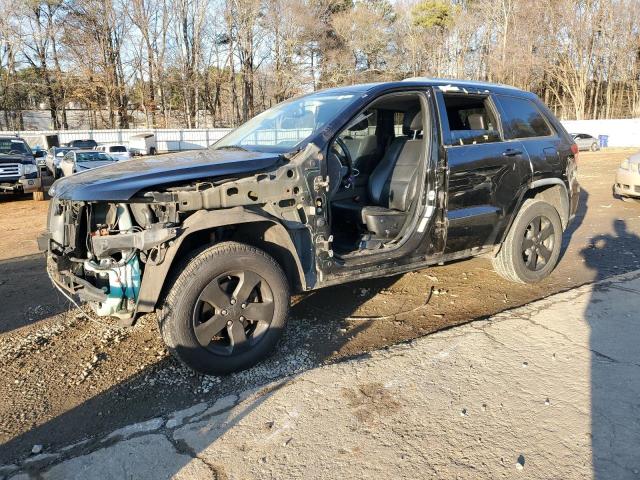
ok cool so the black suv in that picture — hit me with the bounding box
[39,79,580,374]
[66,139,98,149]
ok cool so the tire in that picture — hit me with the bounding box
[492,199,563,283]
[158,241,290,374]
[591,142,599,152]
[32,190,45,202]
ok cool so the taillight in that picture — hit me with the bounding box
[570,143,579,165]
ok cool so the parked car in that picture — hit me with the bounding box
[571,133,600,152]
[59,150,117,177]
[0,135,42,199]
[96,144,131,161]
[128,133,157,156]
[39,79,580,374]
[66,139,98,149]
[45,147,77,178]
[614,151,640,201]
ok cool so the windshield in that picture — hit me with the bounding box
[76,152,113,162]
[54,147,75,155]
[213,92,358,153]
[0,139,31,155]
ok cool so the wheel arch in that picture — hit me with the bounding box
[493,178,569,256]
[136,207,307,314]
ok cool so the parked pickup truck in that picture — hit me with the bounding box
[0,135,44,200]
[39,79,580,374]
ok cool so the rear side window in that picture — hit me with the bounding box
[498,96,552,139]
[109,146,127,152]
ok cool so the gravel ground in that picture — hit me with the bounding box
[1,149,639,465]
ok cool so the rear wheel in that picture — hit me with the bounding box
[492,199,563,283]
[158,241,290,374]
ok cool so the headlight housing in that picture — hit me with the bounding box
[23,163,38,175]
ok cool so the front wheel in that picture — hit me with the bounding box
[158,241,290,374]
[492,199,563,283]
[591,142,599,152]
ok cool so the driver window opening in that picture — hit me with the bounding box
[328,93,427,256]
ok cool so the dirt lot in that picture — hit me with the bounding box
[1,149,640,465]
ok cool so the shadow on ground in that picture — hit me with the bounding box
[0,254,67,334]
[0,275,401,466]
[581,218,640,479]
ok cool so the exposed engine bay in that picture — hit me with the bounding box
[42,146,322,321]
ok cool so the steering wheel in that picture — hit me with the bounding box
[331,137,354,188]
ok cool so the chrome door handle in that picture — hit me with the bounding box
[502,148,523,157]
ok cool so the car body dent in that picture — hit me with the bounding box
[40,78,578,325]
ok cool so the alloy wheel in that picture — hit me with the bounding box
[521,215,555,272]
[192,270,275,356]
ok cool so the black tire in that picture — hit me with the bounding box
[591,142,599,152]
[158,241,290,374]
[492,199,563,283]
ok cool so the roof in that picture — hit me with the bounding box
[317,78,533,98]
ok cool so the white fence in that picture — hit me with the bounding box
[560,119,640,148]
[5,128,233,152]
[2,118,639,152]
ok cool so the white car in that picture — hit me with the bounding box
[614,151,640,200]
[570,133,600,152]
[45,147,77,177]
[60,150,118,177]
[97,144,131,161]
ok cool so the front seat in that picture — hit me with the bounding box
[333,108,424,240]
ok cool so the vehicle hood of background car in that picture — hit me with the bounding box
[0,153,32,165]
[52,148,283,201]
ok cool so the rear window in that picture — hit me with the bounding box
[109,146,127,153]
[71,140,98,148]
[498,96,552,139]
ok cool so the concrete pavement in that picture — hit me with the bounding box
[4,270,640,480]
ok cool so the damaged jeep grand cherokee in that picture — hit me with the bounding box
[39,79,580,374]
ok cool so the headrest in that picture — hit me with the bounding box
[403,108,422,135]
[467,113,485,130]
[349,118,369,132]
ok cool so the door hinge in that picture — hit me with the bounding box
[314,176,330,192]
[316,234,334,258]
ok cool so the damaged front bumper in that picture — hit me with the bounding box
[40,199,179,321]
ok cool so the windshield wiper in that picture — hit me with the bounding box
[215,145,248,151]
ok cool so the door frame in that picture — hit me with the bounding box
[314,87,447,287]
